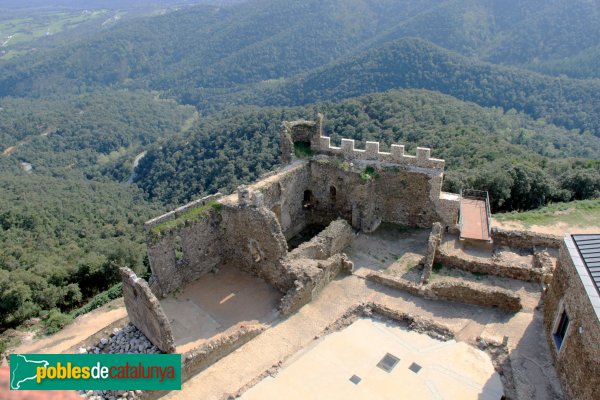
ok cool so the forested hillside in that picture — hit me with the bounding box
[217,38,600,136]
[0,175,164,328]
[134,90,600,209]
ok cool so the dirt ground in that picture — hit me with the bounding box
[344,223,429,282]
[160,266,281,353]
[492,219,600,236]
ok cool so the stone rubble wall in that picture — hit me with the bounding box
[144,193,222,231]
[491,227,561,249]
[279,254,353,316]
[288,219,353,260]
[146,206,225,297]
[420,222,443,284]
[180,325,265,383]
[543,239,600,400]
[435,249,546,282]
[119,268,175,354]
[367,272,521,311]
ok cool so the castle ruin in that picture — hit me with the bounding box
[118,115,598,400]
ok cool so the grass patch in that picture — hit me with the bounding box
[71,283,123,318]
[42,309,73,335]
[494,200,600,227]
[293,141,314,158]
[472,271,488,281]
[430,262,443,280]
[359,165,380,181]
[150,200,222,237]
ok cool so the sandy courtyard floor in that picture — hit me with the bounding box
[241,318,503,400]
[160,266,281,353]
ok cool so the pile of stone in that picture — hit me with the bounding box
[77,324,161,400]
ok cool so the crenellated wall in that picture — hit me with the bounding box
[317,137,445,170]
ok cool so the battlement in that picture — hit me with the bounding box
[280,114,444,171]
[317,136,445,170]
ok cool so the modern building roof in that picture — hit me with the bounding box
[572,234,600,295]
[566,234,600,321]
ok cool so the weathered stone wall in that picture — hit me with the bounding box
[221,205,291,291]
[543,238,600,400]
[251,163,312,240]
[420,222,443,284]
[288,219,352,260]
[279,254,353,316]
[309,159,446,229]
[119,268,175,353]
[492,228,561,249]
[146,206,225,297]
[367,272,521,311]
[435,249,546,282]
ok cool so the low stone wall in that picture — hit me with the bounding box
[366,272,521,311]
[420,222,443,284]
[138,324,265,400]
[426,281,521,311]
[435,251,544,282]
[288,219,353,260]
[491,228,561,249]
[280,254,353,316]
[119,268,175,353]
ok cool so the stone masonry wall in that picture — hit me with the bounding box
[288,219,353,260]
[491,228,561,249]
[146,206,225,297]
[119,268,175,353]
[543,240,600,400]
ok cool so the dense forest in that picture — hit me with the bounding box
[0,0,599,334]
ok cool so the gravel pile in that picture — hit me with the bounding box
[77,324,162,400]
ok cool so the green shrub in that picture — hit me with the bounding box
[43,309,73,335]
[71,283,123,318]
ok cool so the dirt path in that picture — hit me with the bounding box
[9,299,126,356]
[492,219,600,236]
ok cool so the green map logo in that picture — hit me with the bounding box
[9,354,181,390]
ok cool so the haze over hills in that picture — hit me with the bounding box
[0,0,599,335]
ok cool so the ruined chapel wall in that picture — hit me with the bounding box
[256,163,312,240]
[543,239,600,400]
[221,205,292,291]
[146,208,224,297]
[288,219,353,260]
[309,161,444,229]
[120,268,175,353]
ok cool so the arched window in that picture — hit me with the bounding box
[303,190,315,209]
[330,185,337,201]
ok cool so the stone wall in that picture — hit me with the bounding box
[145,205,225,297]
[119,268,175,353]
[543,237,600,400]
[435,249,546,282]
[220,205,291,291]
[367,272,521,311]
[280,254,353,316]
[288,219,353,260]
[309,159,448,229]
[420,222,443,284]
[491,228,561,249]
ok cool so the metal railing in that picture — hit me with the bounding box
[459,189,492,240]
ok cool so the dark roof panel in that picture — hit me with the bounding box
[573,234,600,295]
